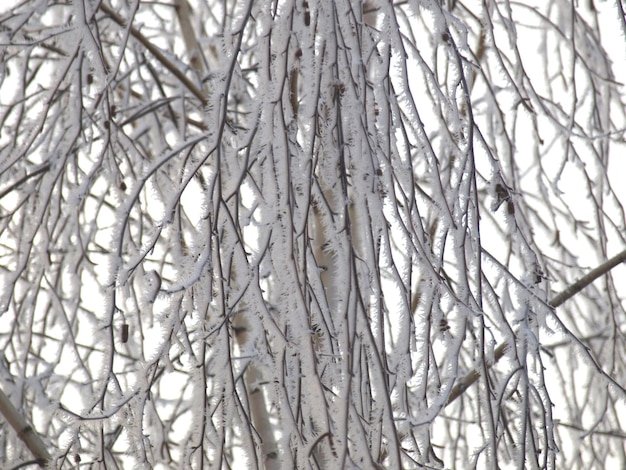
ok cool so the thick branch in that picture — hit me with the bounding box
[446,248,626,406]
[174,0,204,74]
[549,249,626,308]
[0,387,50,466]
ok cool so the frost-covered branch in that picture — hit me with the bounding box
[1,0,626,468]
[447,247,626,406]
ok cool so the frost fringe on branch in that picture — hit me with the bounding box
[1,0,626,469]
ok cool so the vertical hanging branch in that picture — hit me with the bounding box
[174,0,205,75]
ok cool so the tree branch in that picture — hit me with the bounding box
[99,2,207,105]
[549,249,626,309]
[447,248,626,406]
[0,387,50,467]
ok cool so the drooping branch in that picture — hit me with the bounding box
[447,248,626,406]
